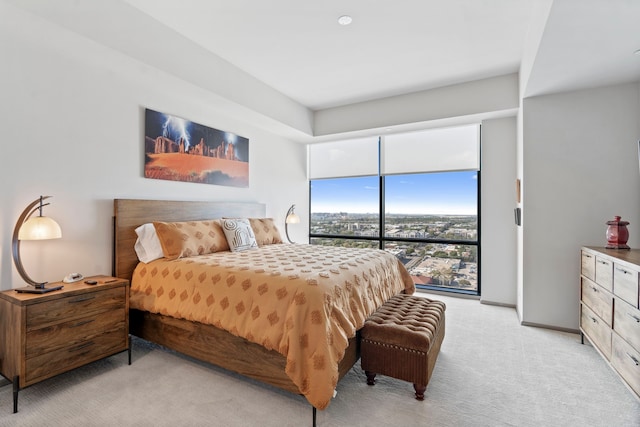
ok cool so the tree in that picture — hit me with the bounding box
[442,267,454,285]
[431,270,443,285]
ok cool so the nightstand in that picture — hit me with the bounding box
[0,275,130,413]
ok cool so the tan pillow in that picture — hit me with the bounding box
[249,218,283,246]
[153,219,229,260]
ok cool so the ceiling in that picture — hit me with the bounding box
[121,0,534,110]
[524,0,640,98]
[7,0,640,136]
[121,0,640,110]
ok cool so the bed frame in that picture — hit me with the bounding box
[113,199,359,400]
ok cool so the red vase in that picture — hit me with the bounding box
[606,216,630,250]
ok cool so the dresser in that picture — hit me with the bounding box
[580,247,640,399]
[0,276,130,413]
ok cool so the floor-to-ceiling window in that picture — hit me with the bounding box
[310,176,380,249]
[309,125,480,295]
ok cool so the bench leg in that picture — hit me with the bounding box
[414,383,426,401]
[365,371,376,385]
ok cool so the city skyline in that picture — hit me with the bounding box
[311,171,478,215]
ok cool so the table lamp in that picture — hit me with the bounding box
[12,196,63,293]
[285,204,300,244]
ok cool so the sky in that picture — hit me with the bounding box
[310,171,478,215]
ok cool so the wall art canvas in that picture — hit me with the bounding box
[144,108,249,187]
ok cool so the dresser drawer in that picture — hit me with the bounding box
[581,277,613,326]
[614,298,640,351]
[24,328,127,384]
[595,256,613,292]
[581,303,612,358]
[581,251,596,281]
[611,334,640,397]
[613,263,639,307]
[26,287,125,330]
[25,309,126,359]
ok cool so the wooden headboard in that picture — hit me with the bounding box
[113,199,266,282]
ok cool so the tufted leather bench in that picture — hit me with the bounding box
[361,294,446,400]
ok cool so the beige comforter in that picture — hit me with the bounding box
[130,244,415,409]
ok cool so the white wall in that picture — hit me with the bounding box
[516,99,525,321]
[480,117,518,306]
[0,3,308,289]
[314,74,519,136]
[521,82,640,329]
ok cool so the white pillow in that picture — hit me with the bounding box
[134,223,165,263]
[221,218,258,252]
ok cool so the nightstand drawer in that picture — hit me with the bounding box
[614,299,640,351]
[581,303,611,358]
[613,264,639,307]
[611,334,640,397]
[581,277,613,326]
[26,309,126,358]
[27,287,125,329]
[581,251,596,281]
[25,328,126,384]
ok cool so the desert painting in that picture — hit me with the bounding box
[144,108,249,187]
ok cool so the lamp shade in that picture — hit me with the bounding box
[12,195,64,292]
[18,216,62,240]
[286,212,301,224]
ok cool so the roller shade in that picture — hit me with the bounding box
[308,137,379,179]
[382,125,479,175]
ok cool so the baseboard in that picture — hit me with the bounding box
[415,289,480,300]
[480,300,516,308]
[414,292,577,334]
[521,320,580,334]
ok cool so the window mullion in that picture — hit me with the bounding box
[379,174,384,250]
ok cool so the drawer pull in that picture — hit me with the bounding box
[590,316,598,323]
[69,295,96,303]
[627,353,640,366]
[616,267,632,275]
[584,254,592,259]
[597,260,609,265]
[628,313,640,323]
[69,341,94,353]
[591,286,598,292]
[71,319,95,328]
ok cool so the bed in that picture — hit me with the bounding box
[113,199,415,410]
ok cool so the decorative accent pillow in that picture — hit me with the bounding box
[153,219,230,260]
[134,223,165,263]
[249,218,283,246]
[221,218,258,252]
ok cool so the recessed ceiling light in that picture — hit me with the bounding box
[338,15,353,26]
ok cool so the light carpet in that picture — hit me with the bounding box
[0,294,638,426]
